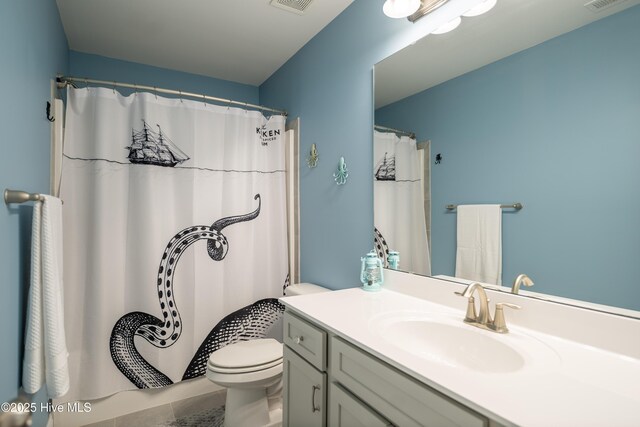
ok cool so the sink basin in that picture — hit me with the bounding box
[371,312,559,373]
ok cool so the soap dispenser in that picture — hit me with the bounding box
[360,250,384,292]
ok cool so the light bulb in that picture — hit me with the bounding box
[383,0,421,19]
[462,0,497,17]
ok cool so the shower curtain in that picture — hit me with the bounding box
[374,130,430,275]
[60,87,288,401]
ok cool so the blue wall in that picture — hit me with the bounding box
[376,6,640,310]
[70,51,259,104]
[0,0,69,412]
[1,4,260,415]
[260,0,479,289]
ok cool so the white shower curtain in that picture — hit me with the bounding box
[60,87,288,401]
[374,131,430,275]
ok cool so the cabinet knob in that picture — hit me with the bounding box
[294,335,304,344]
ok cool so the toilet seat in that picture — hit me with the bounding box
[207,338,283,374]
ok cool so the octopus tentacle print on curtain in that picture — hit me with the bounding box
[60,87,289,400]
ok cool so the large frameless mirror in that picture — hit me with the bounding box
[373,0,640,316]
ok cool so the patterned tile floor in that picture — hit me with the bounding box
[160,406,225,427]
[83,390,226,427]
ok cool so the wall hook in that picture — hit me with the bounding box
[435,153,443,164]
[306,143,319,168]
[333,156,348,185]
[46,102,55,122]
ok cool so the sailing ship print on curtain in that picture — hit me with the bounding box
[126,121,190,167]
[60,87,289,400]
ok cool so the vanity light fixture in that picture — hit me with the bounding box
[431,16,461,34]
[383,0,421,19]
[407,0,450,22]
[462,0,497,17]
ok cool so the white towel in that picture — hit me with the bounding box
[22,196,69,398]
[455,205,502,285]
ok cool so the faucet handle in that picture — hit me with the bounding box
[497,302,521,310]
[455,291,478,323]
[489,302,521,333]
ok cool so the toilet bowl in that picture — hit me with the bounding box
[207,283,329,427]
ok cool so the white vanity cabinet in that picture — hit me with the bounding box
[283,308,490,427]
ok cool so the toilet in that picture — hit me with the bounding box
[206,283,329,427]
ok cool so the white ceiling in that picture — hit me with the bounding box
[56,0,354,86]
[375,0,640,108]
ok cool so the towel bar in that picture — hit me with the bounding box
[4,189,43,204]
[4,189,63,205]
[446,203,522,211]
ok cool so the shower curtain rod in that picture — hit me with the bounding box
[374,124,416,139]
[56,76,288,116]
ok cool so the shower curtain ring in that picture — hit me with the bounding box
[112,81,117,95]
[202,94,207,107]
[84,78,88,89]
[179,90,183,103]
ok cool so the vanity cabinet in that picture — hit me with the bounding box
[283,346,326,427]
[328,383,391,427]
[331,337,487,427]
[283,311,328,427]
[283,308,490,427]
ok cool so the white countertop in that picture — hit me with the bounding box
[281,287,640,427]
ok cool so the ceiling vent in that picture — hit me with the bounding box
[584,0,627,13]
[269,0,313,15]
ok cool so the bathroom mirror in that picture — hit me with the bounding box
[373,0,640,314]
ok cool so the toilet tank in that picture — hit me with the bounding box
[284,282,330,296]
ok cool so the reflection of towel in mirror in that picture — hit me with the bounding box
[22,195,70,398]
[455,205,502,285]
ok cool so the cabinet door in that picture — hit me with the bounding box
[329,383,392,427]
[283,345,326,427]
[330,337,488,427]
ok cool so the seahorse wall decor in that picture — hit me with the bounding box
[109,194,285,388]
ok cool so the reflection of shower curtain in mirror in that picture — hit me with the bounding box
[374,131,430,275]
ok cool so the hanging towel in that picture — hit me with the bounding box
[22,196,69,398]
[455,205,502,285]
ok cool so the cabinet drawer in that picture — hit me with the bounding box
[329,382,392,427]
[284,310,327,370]
[330,337,488,427]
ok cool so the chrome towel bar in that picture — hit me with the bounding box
[4,189,44,205]
[446,203,522,211]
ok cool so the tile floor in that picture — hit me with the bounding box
[83,390,226,427]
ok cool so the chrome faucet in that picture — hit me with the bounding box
[456,282,521,333]
[511,274,534,294]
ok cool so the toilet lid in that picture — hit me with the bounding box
[207,357,282,374]
[208,338,283,369]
